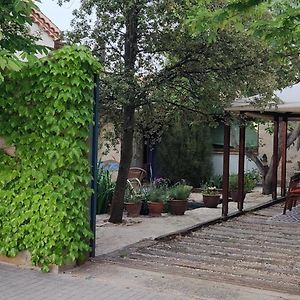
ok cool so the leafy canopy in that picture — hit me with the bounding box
[62,0,295,127]
[188,0,300,55]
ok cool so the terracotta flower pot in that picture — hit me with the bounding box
[168,200,187,215]
[203,195,220,208]
[124,202,142,217]
[148,202,164,217]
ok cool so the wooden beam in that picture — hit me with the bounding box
[238,118,246,211]
[222,124,230,217]
[281,115,288,197]
[272,116,279,200]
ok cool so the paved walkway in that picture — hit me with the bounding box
[96,189,273,255]
[0,263,182,300]
[1,260,299,300]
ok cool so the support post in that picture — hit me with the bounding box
[222,124,230,217]
[238,117,246,211]
[281,115,288,197]
[90,74,100,257]
[272,116,279,200]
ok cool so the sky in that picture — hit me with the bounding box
[276,83,300,103]
[38,0,80,31]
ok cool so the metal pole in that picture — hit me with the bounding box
[281,115,288,197]
[238,117,245,211]
[222,124,230,217]
[272,116,279,200]
[90,74,100,257]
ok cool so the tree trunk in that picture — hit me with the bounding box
[262,164,273,194]
[109,106,135,223]
[247,123,300,195]
[108,4,138,223]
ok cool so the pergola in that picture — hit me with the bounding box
[222,85,300,217]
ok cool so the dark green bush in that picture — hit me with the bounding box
[157,117,213,187]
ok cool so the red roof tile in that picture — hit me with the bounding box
[31,9,61,41]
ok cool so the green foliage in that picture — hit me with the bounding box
[145,186,169,203]
[124,189,144,204]
[244,170,261,192]
[0,45,100,270]
[0,0,46,82]
[188,0,300,50]
[228,170,260,192]
[169,184,193,200]
[158,116,213,187]
[188,1,300,89]
[96,168,115,214]
[207,175,223,189]
[229,174,239,192]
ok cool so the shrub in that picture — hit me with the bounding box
[157,116,213,187]
[96,167,115,214]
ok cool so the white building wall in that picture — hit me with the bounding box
[212,153,258,176]
[29,23,55,57]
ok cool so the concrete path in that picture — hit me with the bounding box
[0,263,182,300]
[1,261,299,300]
[96,189,273,255]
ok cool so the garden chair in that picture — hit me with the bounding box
[128,167,147,183]
[126,167,147,192]
[283,174,300,214]
[127,178,142,192]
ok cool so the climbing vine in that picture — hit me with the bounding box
[0,46,100,271]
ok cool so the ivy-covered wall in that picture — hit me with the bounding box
[0,46,100,271]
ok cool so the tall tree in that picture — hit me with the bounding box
[0,0,45,82]
[62,0,297,222]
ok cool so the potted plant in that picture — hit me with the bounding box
[124,188,143,217]
[229,174,248,202]
[202,184,221,208]
[168,184,192,215]
[146,186,168,217]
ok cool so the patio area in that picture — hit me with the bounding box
[95,188,279,256]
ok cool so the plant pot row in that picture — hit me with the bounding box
[125,199,188,217]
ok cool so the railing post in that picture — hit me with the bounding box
[222,124,230,217]
[272,116,279,200]
[281,115,288,197]
[238,116,245,211]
